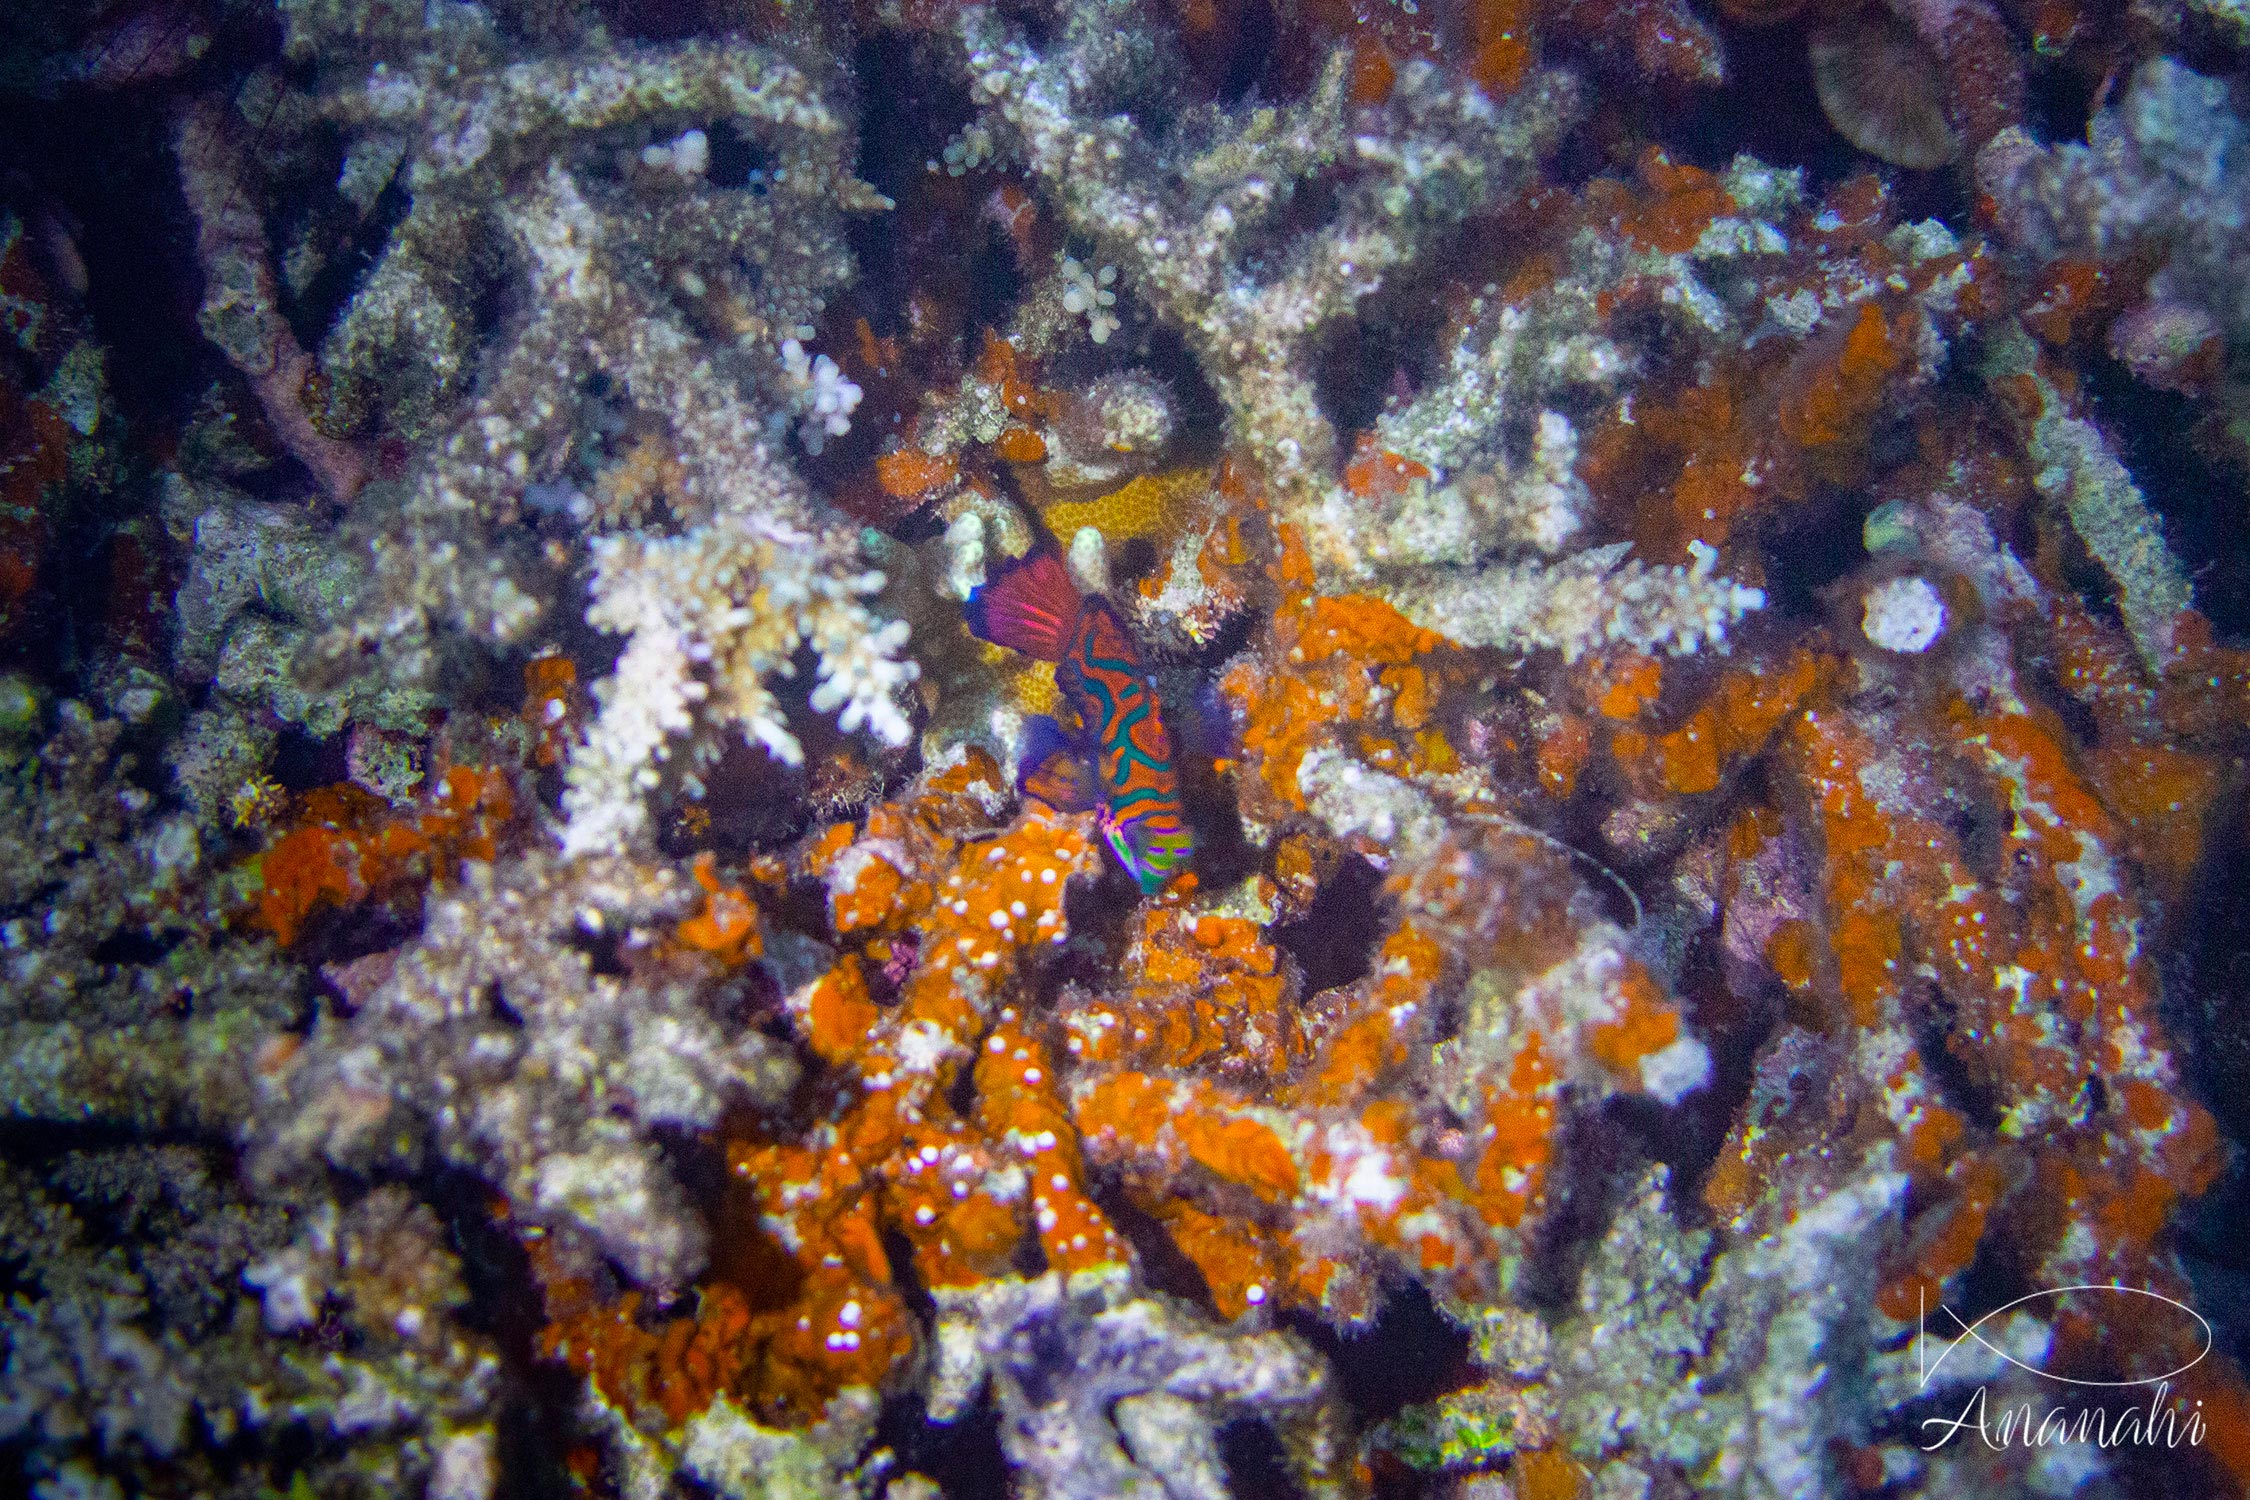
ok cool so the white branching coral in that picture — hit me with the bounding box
[302,139,911,858]
[507,169,913,855]
[562,509,915,857]
[255,10,914,855]
[779,336,863,455]
[1376,296,1633,484]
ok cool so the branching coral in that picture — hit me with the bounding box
[255,841,797,1289]
[8,0,2250,1497]
[948,0,1581,583]
[927,1268,1357,1500]
[0,703,300,1132]
[1,1151,502,1500]
[264,2,863,444]
[217,4,917,855]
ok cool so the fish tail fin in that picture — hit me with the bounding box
[966,550,1080,662]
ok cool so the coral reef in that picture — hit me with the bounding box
[926,1268,1357,1500]
[946,0,1583,582]
[2,0,2249,1497]
[0,1149,504,1500]
[0,703,300,1133]
[254,839,800,1290]
[239,0,918,856]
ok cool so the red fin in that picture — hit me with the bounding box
[965,550,1081,662]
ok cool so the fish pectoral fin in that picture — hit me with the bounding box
[1018,717,1101,814]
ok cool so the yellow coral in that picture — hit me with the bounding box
[1041,465,1211,545]
[229,773,287,830]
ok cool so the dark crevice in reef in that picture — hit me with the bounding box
[0,104,214,439]
[1756,487,1883,625]
[2023,44,2104,147]
[1098,1185,1223,1310]
[1269,853,1388,997]
[2178,1156,2250,1371]
[2172,780,2250,1147]
[267,721,348,792]
[1218,1416,1303,1500]
[1136,323,1229,459]
[1613,928,1768,1193]
[879,1222,937,1329]
[1190,0,1282,106]
[1909,988,2007,1133]
[426,1168,589,1500]
[846,30,1000,345]
[1518,1107,1660,1310]
[701,119,775,194]
[1285,1280,1473,1425]
[874,1391,1012,1500]
[1312,289,1438,443]
[287,904,423,976]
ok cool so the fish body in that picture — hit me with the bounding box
[966,551,1193,893]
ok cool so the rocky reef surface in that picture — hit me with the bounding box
[1,0,2249,1496]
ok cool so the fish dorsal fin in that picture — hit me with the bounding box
[965,550,1082,663]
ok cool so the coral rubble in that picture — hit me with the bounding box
[2,0,2250,1497]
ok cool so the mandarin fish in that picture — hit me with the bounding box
[966,550,1194,894]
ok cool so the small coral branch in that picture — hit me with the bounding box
[1376,540,1767,662]
[1982,319,2193,670]
[174,96,367,503]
